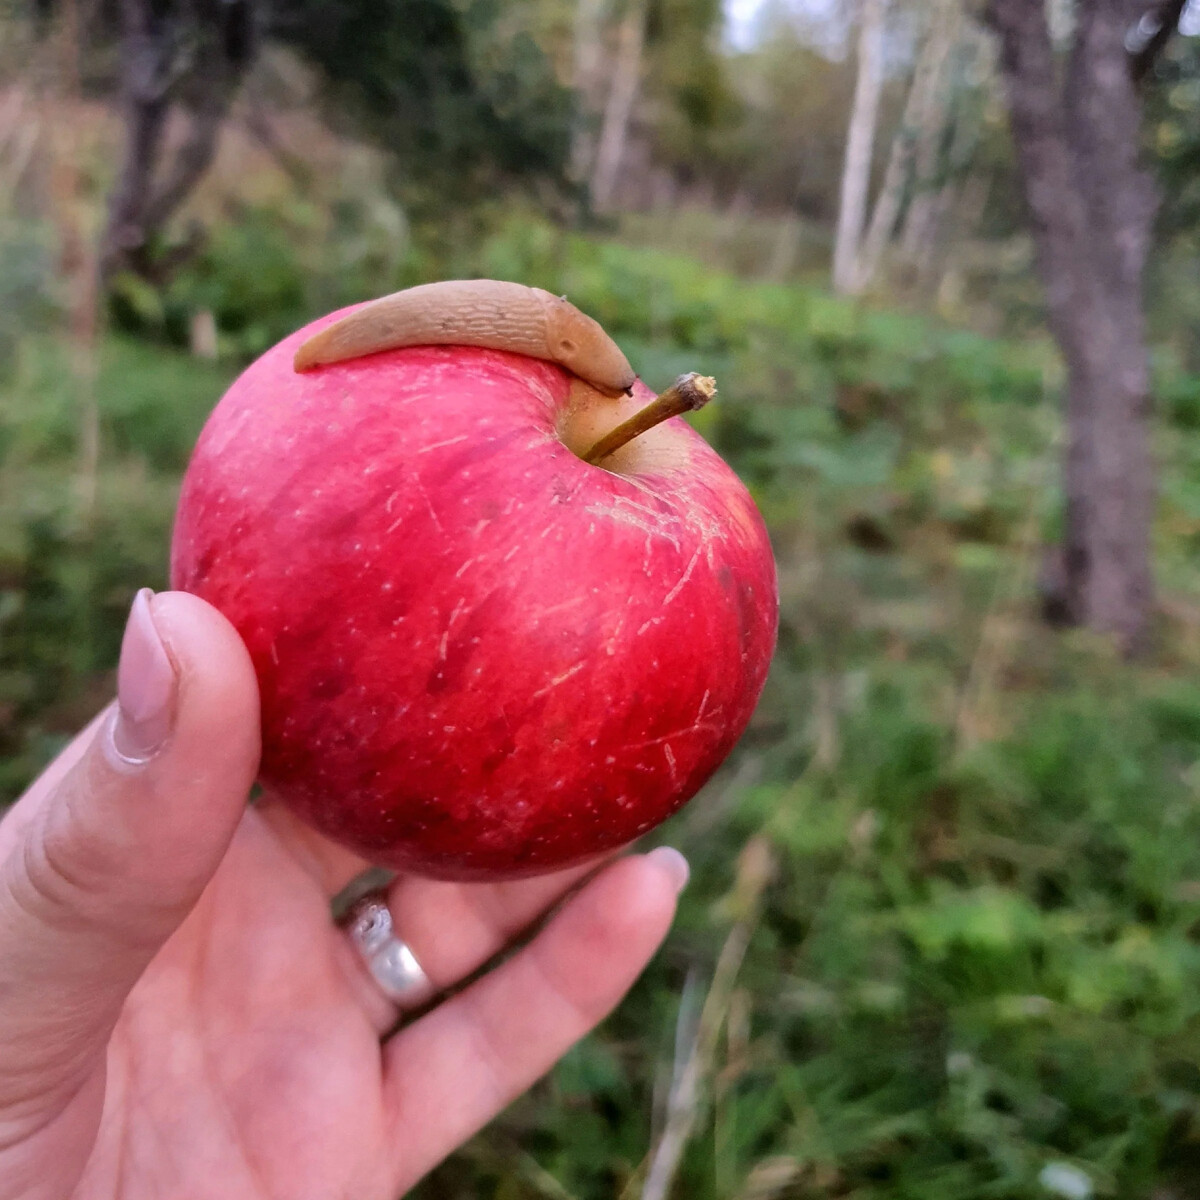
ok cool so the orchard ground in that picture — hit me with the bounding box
[7,218,1200,1198]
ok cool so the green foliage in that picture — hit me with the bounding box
[27,0,571,218]
[111,193,416,359]
[642,0,744,184]
[0,217,57,372]
[8,215,1200,1198]
[0,333,235,793]
[277,0,571,204]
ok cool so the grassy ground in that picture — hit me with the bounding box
[6,217,1200,1198]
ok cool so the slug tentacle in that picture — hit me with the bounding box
[293,279,636,397]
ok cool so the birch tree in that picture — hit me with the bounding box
[590,0,648,212]
[569,0,609,185]
[854,0,961,291]
[831,0,888,294]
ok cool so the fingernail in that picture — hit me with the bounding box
[647,846,689,895]
[112,589,177,763]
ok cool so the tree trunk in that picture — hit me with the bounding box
[832,0,888,294]
[986,0,1158,653]
[896,3,962,263]
[590,0,647,213]
[911,78,988,291]
[914,168,972,293]
[855,0,959,292]
[101,0,256,282]
[569,0,609,186]
[101,0,172,278]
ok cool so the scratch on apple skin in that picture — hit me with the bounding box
[415,434,470,454]
[662,543,704,607]
[531,661,586,698]
[409,472,445,535]
[584,500,683,550]
[604,611,628,655]
[613,494,675,522]
[663,743,679,787]
[535,596,588,621]
[627,723,724,753]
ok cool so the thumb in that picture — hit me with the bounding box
[0,589,260,1109]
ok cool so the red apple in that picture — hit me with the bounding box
[171,307,777,880]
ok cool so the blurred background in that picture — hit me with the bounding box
[6,0,1200,1195]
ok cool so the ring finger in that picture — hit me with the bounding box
[343,858,606,1034]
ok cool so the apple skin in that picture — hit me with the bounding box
[171,311,778,880]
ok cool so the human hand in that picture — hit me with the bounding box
[0,590,687,1199]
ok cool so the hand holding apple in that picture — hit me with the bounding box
[171,281,777,879]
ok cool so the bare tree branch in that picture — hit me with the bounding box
[141,91,236,237]
[101,0,257,282]
[101,0,175,276]
[243,106,314,189]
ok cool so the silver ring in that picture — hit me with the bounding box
[341,892,438,1009]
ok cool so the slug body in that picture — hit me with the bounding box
[293,279,636,397]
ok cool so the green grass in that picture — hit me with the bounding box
[0,333,237,792]
[6,216,1200,1198]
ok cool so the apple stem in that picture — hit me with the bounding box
[581,373,717,465]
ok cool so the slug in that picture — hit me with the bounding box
[293,279,636,397]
